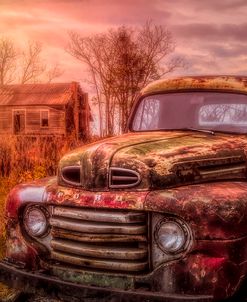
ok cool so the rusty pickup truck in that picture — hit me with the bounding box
[1,75,247,302]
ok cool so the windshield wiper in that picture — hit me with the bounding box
[182,127,215,135]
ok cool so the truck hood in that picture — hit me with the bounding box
[59,131,247,190]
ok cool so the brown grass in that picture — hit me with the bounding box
[0,135,83,179]
[0,134,93,299]
[0,185,9,299]
[0,134,86,239]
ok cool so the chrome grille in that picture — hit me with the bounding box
[50,206,148,273]
[109,167,141,189]
[172,152,247,183]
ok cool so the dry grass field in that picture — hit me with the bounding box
[0,184,13,301]
[0,189,6,256]
[0,134,88,301]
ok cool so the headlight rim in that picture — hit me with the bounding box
[154,216,191,255]
[23,205,50,238]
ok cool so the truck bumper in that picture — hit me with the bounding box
[0,261,213,302]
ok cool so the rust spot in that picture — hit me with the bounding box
[141,75,247,95]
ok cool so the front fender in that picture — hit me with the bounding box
[4,177,56,268]
[6,177,57,219]
[145,182,247,300]
[145,181,247,240]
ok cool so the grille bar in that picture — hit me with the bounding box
[50,206,148,273]
[51,239,147,260]
[51,251,148,272]
[51,228,147,243]
[50,217,146,234]
[52,207,146,224]
[172,152,247,183]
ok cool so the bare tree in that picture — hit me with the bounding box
[68,33,108,136]
[46,63,64,83]
[68,22,184,136]
[0,38,64,85]
[0,37,18,85]
[19,41,46,84]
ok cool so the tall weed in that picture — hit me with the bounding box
[0,134,89,252]
[0,134,85,184]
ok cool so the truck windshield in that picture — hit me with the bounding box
[132,92,247,133]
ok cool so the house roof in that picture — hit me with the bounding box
[0,82,79,106]
[141,75,247,95]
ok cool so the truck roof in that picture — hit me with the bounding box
[141,75,247,95]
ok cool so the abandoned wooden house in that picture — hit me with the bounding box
[0,82,91,139]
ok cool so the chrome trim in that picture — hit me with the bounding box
[51,228,147,243]
[23,205,50,238]
[154,216,192,255]
[50,217,146,234]
[51,239,147,260]
[152,213,194,268]
[109,167,141,189]
[199,163,246,178]
[53,206,146,224]
[51,251,148,272]
[50,207,148,273]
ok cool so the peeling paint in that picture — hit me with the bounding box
[2,75,247,301]
[141,75,247,95]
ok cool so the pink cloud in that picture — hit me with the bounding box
[0,0,246,84]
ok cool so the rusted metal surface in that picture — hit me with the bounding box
[58,131,188,190]
[0,261,214,301]
[58,130,247,191]
[4,145,247,300]
[5,177,56,218]
[5,220,38,269]
[141,75,247,95]
[47,186,148,210]
[111,134,247,190]
[150,242,247,300]
[145,182,247,240]
[5,179,247,296]
[50,264,135,290]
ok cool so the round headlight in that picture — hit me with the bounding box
[155,219,188,254]
[23,206,49,237]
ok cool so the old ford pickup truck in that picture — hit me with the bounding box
[1,75,247,302]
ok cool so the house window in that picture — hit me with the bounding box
[40,110,49,127]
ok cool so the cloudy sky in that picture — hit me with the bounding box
[0,0,247,87]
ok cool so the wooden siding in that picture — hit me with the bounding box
[0,106,66,135]
[0,107,12,133]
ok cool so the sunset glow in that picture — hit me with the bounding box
[0,0,247,86]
